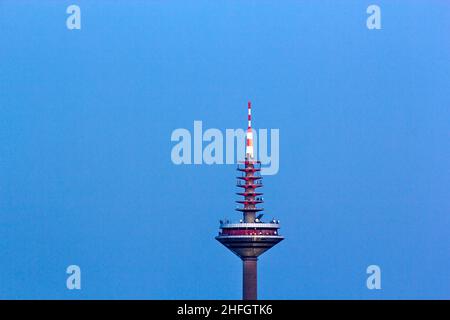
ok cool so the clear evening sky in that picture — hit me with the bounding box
[1,1,449,299]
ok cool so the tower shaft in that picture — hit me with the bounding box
[243,258,258,300]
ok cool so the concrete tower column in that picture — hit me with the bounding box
[243,257,258,300]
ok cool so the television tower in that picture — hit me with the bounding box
[216,101,284,300]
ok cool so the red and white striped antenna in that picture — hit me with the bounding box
[245,101,254,159]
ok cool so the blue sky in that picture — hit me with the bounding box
[1,1,449,299]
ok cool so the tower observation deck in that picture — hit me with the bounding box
[216,102,284,300]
